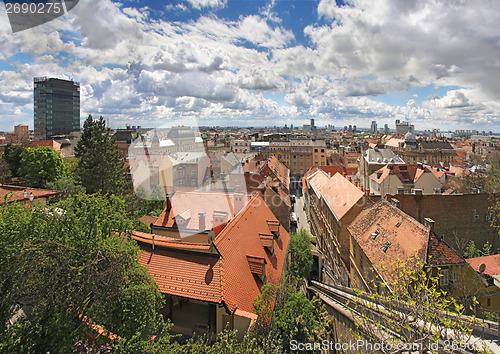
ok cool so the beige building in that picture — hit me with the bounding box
[369,164,443,196]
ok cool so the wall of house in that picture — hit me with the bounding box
[414,172,442,194]
[385,193,499,250]
[233,314,252,341]
[151,227,209,243]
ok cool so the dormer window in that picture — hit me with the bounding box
[380,241,391,252]
[370,230,380,240]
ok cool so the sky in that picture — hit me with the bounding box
[0,0,499,132]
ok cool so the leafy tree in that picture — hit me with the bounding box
[3,143,23,177]
[463,240,494,259]
[350,256,479,351]
[18,146,67,188]
[75,115,129,195]
[288,228,313,279]
[0,193,165,352]
[0,157,11,184]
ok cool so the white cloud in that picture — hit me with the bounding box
[184,0,227,10]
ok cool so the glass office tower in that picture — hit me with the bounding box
[34,77,80,140]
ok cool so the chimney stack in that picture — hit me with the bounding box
[198,212,206,231]
[166,192,173,211]
[413,189,423,196]
[391,198,400,208]
[354,180,359,188]
[361,185,364,192]
[233,193,245,214]
[397,186,405,195]
[424,218,435,232]
[366,188,370,196]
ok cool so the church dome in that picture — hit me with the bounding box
[404,131,416,143]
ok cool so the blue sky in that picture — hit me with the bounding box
[0,0,499,132]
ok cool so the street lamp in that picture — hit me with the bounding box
[22,190,28,199]
[29,193,34,202]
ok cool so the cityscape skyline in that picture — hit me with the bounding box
[0,0,499,132]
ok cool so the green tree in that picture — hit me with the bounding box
[3,143,23,177]
[0,193,165,352]
[0,157,11,184]
[350,257,479,351]
[18,146,67,188]
[75,115,129,195]
[288,228,313,279]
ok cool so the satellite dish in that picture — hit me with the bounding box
[479,263,486,273]
[208,230,215,243]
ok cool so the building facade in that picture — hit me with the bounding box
[34,77,80,140]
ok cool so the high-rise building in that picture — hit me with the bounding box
[371,120,377,134]
[34,77,80,140]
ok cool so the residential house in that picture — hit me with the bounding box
[384,193,499,250]
[133,193,290,339]
[348,200,490,306]
[369,164,442,196]
[358,148,405,190]
[466,255,500,312]
[304,169,371,285]
[0,184,60,204]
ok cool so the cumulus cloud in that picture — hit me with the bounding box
[184,0,227,10]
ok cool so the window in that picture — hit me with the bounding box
[487,298,491,307]
[439,269,449,286]
[352,243,356,258]
[360,256,363,273]
[472,209,479,221]
[191,169,196,175]
[178,169,185,177]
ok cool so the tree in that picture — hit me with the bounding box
[0,157,11,184]
[18,146,67,188]
[0,193,165,352]
[75,115,129,195]
[3,143,23,177]
[288,228,313,279]
[350,257,479,351]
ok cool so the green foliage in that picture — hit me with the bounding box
[288,228,313,279]
[0,193,164,353]
[75,115,129,195]
[351,256,477,349]
[18,146,67,188]
[3,143,24,177]
[463,240,494,259]
[0,157,11,184]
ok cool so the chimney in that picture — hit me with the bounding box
[413,189,423,196]
[366,188,370,196]
[391,198,400,208]
[354,180,359,188]
[397,186,405,195]
[424,218,435,232]
[166,192,173,211]
[361,185,364,192]
[234,193,245,214]
[348,176,352,182]
[342,172,346,177]
[152,234,155,251]
[198,212,206,231]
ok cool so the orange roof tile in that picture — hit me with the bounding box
[426,234,465,266]
[348,200,430,286]
[131,231,212,251]
[307,170,365,220]
[136,243,222,303]
[0,184,60,203]
[214,194,290,314]
[466,255,500,277]
[153,191,248,232]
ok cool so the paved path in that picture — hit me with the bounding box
[293,194,310,233]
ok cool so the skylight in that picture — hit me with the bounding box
[370,230,380,240]
[381,241,391,252]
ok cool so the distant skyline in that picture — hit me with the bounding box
[0,0,499,132]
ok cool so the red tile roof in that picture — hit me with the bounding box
[307,170,365,220]
[466,255,500,277]
[214,194,290,314]
[31,140,61,150]
[153,191,248,232]
[426,233,465,266]
[348,199,430,286]
[0,184,60,203]
[136,242,222,303]
[370,164,432,184]
[131,231,212,251]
